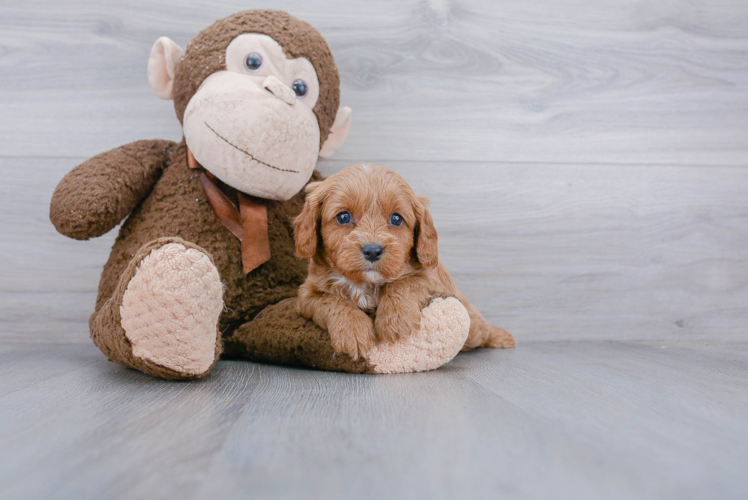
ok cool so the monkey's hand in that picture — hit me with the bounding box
[50,139,175,240]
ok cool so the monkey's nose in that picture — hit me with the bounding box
[361,244,384,263]
[262,75,296,105]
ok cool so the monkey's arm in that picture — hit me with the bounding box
[50,139,175,240]
[223,295,472,375]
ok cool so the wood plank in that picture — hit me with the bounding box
[1,0,747,164]
[0,341,746,499]
[0,345,262,499]
[449,341,748,500]
[2,157,747,343]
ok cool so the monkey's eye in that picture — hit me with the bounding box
[336,211,352,225]
[292,79,308,97]
[390,213,403,226]
[245,53,263,71]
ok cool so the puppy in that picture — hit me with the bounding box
[294,164,514,360]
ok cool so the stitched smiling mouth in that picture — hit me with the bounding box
[204,122,300,174]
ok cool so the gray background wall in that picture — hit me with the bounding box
[2,0,747,344]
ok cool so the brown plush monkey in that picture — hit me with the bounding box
[50,10,480,380]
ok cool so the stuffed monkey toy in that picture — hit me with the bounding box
[50,10,482,380]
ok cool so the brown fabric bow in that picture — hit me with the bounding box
[187,148,271,274]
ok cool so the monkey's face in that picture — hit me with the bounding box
[183,35,321,200]
[147,11,352,201]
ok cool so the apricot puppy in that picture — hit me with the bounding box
[294,164,514,360]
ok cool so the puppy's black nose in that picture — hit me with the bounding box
[361,244,384,262]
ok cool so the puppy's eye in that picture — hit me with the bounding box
[292,79,308,97]
[390,213,403,226]
[245,53,263,71]
[336,211,352,225]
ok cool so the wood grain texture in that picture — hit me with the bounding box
[1,0,747,164]
[4,156,747,343]
[0,341,746,499]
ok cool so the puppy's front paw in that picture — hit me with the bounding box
[375,300,422,343]
[328,311,376,360]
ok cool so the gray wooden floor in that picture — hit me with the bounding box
[2,0,748,498]
[1,341,747,500]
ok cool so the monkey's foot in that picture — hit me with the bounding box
[120,242,223,377]
[365,297,470,374]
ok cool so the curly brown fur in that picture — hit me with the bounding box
[90,141,318,328]
[223,297,368,373]
[50,140,173,240]
[294,164,514,359]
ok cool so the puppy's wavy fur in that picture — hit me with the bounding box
[294,164,514,360]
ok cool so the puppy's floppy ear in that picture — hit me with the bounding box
[294,181,326,259]
[413,195,438,269]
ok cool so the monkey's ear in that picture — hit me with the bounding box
[319,107,352,159]
[147,37,185,100]
[294,181,326,259]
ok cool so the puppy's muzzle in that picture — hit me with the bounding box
[361,244,384,263]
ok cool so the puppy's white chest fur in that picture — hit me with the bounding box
[328,271,381,313]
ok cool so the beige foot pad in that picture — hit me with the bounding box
[120,243,223,376]
[365,297,470,374]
